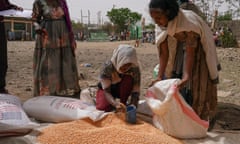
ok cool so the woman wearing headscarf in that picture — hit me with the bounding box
[149,0,221,121]
[96,44,141,112]
[32,0,80,97]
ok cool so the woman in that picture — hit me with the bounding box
[32,0,80,97]
[96,44,141,112]
[149,0,221,121]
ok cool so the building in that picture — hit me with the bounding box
[2,9,33,41]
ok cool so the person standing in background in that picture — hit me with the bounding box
[0,0,23,93]
[32,0,80,97]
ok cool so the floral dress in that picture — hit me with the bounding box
[32,0,80,97]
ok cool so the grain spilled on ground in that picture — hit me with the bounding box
[37,113,182,144]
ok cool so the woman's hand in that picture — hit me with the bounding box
[149,78,162,87]
[41,29,48,47]
[71,40,77,50]
[115,102,126,113]
[71,40,77,56]
[177,74,189,89]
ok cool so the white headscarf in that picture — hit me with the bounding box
[111,44,139,73]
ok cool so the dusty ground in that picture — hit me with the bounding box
[5,40,240,107]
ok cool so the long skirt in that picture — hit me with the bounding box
[172,42,217,121]
[33,18,80,97]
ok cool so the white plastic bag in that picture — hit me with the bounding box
[0,102,38,137]
[146,79,209,139]
[23,96,107,123]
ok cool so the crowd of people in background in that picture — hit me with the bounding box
[213,26,233,47]
[142,31,155,44]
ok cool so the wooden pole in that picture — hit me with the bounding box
[211,10,218,30]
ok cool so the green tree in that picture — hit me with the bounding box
[220,27,237,47]
[107,8,141,32]
[71,20,84,32]
[218,12,232,21]
[145,23,155,31]
[101,22,115,35]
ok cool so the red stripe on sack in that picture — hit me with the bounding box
[170,85,209,128]
[145,90,158,99]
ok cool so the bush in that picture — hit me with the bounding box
[220,28,237,48]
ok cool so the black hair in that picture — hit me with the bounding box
[179,0,189,3]
[149,0,179,21]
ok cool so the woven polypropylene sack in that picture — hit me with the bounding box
[146,79,209,139]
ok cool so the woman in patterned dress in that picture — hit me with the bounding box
[96,44,141,112]
[32,0,80,97]
[149,0,221,121]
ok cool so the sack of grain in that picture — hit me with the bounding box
[0,94,22,107]
[0,101,38,137]
[146,79,209,139]
[23,96,107,123]
[80,87,96,105]
[137,100,153,116]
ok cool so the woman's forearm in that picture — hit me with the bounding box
[104,88,117,107]
[158,38,169,79]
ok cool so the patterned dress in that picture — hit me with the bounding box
[32,0,80,97]
[173,31,217,121]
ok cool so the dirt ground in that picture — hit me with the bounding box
[6,40,240,107]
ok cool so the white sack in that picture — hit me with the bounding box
[80,88,96,105]
[0,94,22,107]
[137,100,153,116]
[23,96,107,123]
[0,102,38,137]
[146,79,209,139]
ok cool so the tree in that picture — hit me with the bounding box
[101,22,115,35]
[107,8,142,32]
[145,23,155,31]
[194,0,224,22]
[71,20,84,32]
[194,0,240,20]
[218,12,232,21]
[225,0,240,19]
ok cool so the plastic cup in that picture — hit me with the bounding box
[126,105,136,124]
